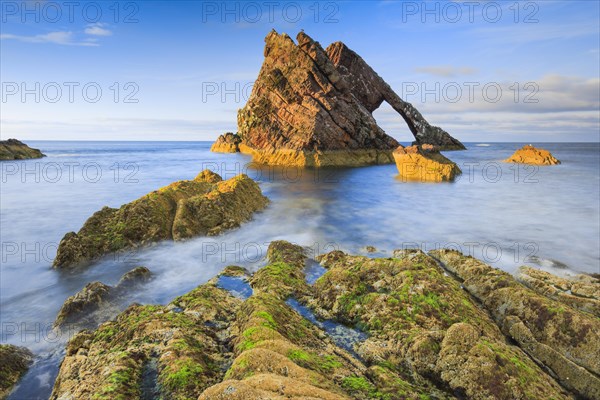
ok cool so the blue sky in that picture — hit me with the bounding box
[1,0,599,142]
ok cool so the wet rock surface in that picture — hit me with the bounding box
[517,266,600,316]
[0,139,45,160]
[53,171,268,268]
[504,144,561,165]
[0,345,34,399]
[394,145,462,182]
[432,249,600,399]
[50,241,597,399]
[212,30,463,166]
[54,267,153,329]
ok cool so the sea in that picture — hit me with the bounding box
[1,140,599,399]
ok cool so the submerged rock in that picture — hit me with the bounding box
[54,267,153,328]
[212,30,463,167]
[53,171,268,268]
[211,132,241,153]
[0,139,45,160]
[394,144,462,182]
[432,249,600,399]
[0,345,33,399]
[116,266,152,289]
[504,144,561,165]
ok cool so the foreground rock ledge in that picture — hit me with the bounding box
[0,139,45,160]
[394,144,462,182]
[53,170,268,268]
[50,241,594,399]
[503,144,561,165]
[0,344,33,399]
[211,30,464,167]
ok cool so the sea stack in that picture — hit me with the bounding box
[504,145,561,165]
[0,139,45,160]
[393,145,462,182]
[211,30,464,166]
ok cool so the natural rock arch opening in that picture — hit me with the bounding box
[371,101,415,145]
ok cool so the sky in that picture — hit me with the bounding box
[1,0,599,142]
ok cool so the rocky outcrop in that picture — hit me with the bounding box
[52,241,594,399]
[326,42,465,150]
[211,132,241,153]
[312,249,570,399]
[393,144,462,182]
[504,145,561,165]
[517,266,600,317]
[54,267,153,328]
[51,243,375,400]
[0,345,33,399]
[0,139,45,160]
[53,171,268,268]
[432,249,600,399]
[212,31,463,166]
[50,284,243,400]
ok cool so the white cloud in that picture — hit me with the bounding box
[414,66,478,77]
[85,23,113,37]
[1,31,98,46]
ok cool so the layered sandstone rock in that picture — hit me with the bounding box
[0,139,45,160]
[432,249,600,399]
[0,345,33,399]
[516,266,600,316]
[212,31,463,166]
[326,42,465,150]
[393,144,462,182]
[504,145,561,165]
[53,171,268,268]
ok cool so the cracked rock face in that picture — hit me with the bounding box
[212,30,464,166]
[53,170,268,268]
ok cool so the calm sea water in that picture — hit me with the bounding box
[1,141,599,399]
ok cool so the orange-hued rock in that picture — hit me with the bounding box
[393,145,462,182]
[211,30,464,166]
[211,132,241,153]
[504,145,561,165]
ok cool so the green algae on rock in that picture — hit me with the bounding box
[0,345,33,399]
[53,170,268,268]
[0,139,45,160]
[431,249,600,399]
[51,241,594,399]
[311,249,571,399]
